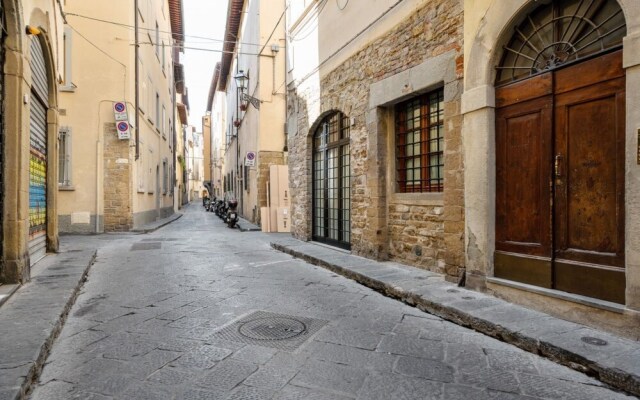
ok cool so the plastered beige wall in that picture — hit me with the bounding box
[60,0,175,231]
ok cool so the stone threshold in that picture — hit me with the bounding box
[487,277,626,314]
[270,237,640,397]
[0,247,97,400]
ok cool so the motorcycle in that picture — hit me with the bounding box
[225,198,239,228]
[216,198,227,219]
[206,196,216,212]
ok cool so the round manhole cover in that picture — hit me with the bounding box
[239,317,307,341]
[581,336,608,346]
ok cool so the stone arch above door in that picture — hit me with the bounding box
[464,0,639,94]
[461,0,640,311]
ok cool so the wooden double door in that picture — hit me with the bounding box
[495,51,625,304]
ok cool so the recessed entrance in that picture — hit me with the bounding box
[312,112,351,250]
[28,36,49,265]
[494,0,626,304]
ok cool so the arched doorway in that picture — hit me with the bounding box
[494,0,626,303]
[28,36,49,265]
[312,112,351,250]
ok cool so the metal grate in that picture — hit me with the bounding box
[212,311,328,351]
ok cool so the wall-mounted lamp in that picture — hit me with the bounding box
[26,25,41,35]
[234,69,261,110]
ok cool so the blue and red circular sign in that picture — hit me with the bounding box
[117,121,129,132]
[114,102,126,113]
[246,152,256,161]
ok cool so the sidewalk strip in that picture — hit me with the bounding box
[271,238,640,397]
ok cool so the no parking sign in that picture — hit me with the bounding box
[113,101,130,140]
[117,121,131,140]
[113,102,128,121]
[245,151,256,166]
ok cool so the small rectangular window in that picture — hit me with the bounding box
[162,105,166,138]
[244,164,249,191]
[58,127,72,186]
[62,27,73,90]
[155,22,160,59]
[162,159,168,194]
[155,92,160,128]
[147,147,154,193]
[395,88,444,193]
[162,42,166,72]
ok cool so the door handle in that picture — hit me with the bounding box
[554,154,563,178]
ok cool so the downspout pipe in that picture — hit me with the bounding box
[134,0,140,160]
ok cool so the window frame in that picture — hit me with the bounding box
[155,21,160,60]
[155,92,160,129]
[395,88,445,193]
[162,158,168,195]
[162,105,166,138]
[312,112,351,250]
[58,127,72,187]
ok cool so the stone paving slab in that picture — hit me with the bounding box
[271,238,640,397]
[0,241,96,400]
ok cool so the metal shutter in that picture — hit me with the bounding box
[28,37,48,264]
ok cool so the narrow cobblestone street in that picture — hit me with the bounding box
[29,206,634,399]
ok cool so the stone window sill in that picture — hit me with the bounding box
[58,185,75,191]
[390,192,443,206]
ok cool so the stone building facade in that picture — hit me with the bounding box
[463,0,640,338]
[213,0,288,226]
[287,0,465,281]
[58,0,184,233]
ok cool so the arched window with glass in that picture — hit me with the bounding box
[312,112,351,250]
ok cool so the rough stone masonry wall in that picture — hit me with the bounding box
[103,123,132,231]
[290,0,464,280]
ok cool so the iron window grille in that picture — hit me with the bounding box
[396,89,444,193]
[312,112,351,250]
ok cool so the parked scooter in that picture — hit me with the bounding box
[226,198,239,228]
[216,198,227,219]
[206,196,216,212]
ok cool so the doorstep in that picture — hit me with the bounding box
[270,237,640,397]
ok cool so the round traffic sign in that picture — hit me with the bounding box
[117,121,129,132]
[246,151,256,161]
[114,102,126,113]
